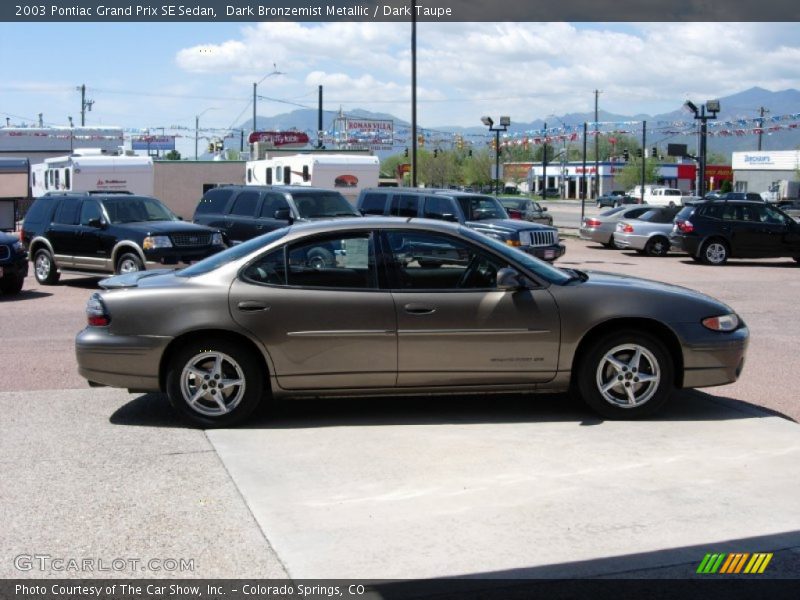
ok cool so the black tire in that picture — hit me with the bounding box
[0,274,24,295]
[577,330,674,419]
[793,257,800,264]
[644,236,670,257]
[166,338,265,428]
[115,252,144,274]
[690,255,703,263]
[699,238,729,265]
[33,248,60,285]
[306,247,335,269]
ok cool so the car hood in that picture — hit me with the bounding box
[113,221,218,234]
[99,269,183,289]
[465,219,556,233]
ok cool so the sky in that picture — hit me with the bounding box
[1,21,799,157]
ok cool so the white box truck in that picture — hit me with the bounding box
[30,149,154,198]
[245,153,380,203]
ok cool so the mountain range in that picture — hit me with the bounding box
[242,87,800,161]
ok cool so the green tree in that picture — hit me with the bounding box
[615,157,660,191]
[462,148,494,188]
[164,150,181,160]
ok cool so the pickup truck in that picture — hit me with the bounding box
[643,187,697,207]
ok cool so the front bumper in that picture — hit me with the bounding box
[75,327,171,392]
[144,244,225,266]
[0,255,29,279]
[675,323,749,388]
[524,243,566,262]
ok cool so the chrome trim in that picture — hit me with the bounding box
[399,328,549,336]
[287,330,396,337]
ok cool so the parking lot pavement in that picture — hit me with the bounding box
[0,387,287,579]
[207,391,800,579]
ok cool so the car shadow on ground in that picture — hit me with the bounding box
[61,276,103,289]
[677,259,799,268]
[109,388,795,430]
[0,289,52,301]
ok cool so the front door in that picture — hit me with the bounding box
[229,230,397,390]
[382,230,560,387]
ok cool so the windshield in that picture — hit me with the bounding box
[101,196,177,223]
[457,195,508,221]
[292,191,358,219]
[178,228,288,277]
[460,227,572,285]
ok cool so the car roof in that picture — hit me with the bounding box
[283,216,465,238]
[215,184,338,194]
[360,187,494,199]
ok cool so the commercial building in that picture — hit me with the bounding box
[731,150,800,197]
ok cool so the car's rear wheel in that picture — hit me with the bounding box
[644,236,670,257]
[306,247,335,269]
[700,238,729,265]
[0,273,24,295]
[166,338,264,428]
[577,331,674,419]
[116,252,144,274]
[33,248,60,285]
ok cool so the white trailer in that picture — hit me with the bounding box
[30,150,154,198]
[245,153,380,203]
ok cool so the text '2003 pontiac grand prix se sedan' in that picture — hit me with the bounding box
[76,218,748,427]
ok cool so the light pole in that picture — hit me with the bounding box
[548,115,569,198]
[252,68,285,134]
[684,99,720,197]
[481,116,510,196]
[195,107,217,160]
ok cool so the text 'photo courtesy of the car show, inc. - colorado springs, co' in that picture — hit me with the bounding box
[2,1,800,600]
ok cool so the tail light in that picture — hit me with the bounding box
[507,209,522,220]
[86,293,111,327]
[618,223,634,233]
[676,219,694,233]
[585,218,602,227]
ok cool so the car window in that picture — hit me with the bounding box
[384,230,508,290]
[360,192,388,215]
[230,191,260,217]
[676,206,696,220]
[423,196,456,220]
[600,206,626,217]
[54,197,80,225]
[180,228,288,278]
[195,188,233,215]
[389,194,420,217]
[456,195,506,221]
[292,191,358,218]
[286,233,375,289]
[79,200,103,225]
[763,205,790,225]
[721,204,742,221]
[259,193,289,219]
[102,196,177,223]
[23,198,54,225]
[700,204,724,219]
[624,207,651,219]
[241,247,287,286]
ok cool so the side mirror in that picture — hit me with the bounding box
[274,208,292,222]
[496,267,525,291]
[442,213,458,222]
[87,217,105,228]
[541,206,548,211]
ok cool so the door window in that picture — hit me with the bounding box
[360,192,388,215]
[384,231,507,290]
[423,196,456,220]
[259,194,290,218]
[79,200,103,225]
[230,192,260,217]
[54,197,80,225]
[389,194,419,217]
[195,188,233,215]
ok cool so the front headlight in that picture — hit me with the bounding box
[142,235,173,250]
[12,240,25,253]
[211,232,224,246]
[702,314,740,332]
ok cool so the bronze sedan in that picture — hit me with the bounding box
[76,218,748,427]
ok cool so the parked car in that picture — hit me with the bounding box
[0,231,28,295]
[499,198,553,226]
[540,187,561,199]
[596,194,639,208]
[613,207,681,256]
[670,200,800,265]
[21,192,225,285]
[76,217,749,427]
[193,185,360,245]
[579,205,654,248]
[358,188,564,262]
[776,200,800,222]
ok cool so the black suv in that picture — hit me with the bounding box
[193,185,360,245]
[357,188,564,261]
[22,192,225,284]
[670,199,800,265]
[0,231,28,295]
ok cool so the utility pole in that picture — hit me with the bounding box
[411,2,417,187]
[78,84,94,126]
[317,85,324,148]
[581,122,587,220]
[757,106,769,151]
[594,89,601,198]
[541,122,547,201]
[640,121,647,205]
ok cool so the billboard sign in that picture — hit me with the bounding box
[248,131,310,148]
[131,135,176,151]
[342,118,394,151]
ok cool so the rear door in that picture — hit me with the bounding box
[225,190,261,243]
[382,229,560,387]
[47,197,82,266]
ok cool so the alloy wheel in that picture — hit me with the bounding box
[595,343,661,408]
[179,351,246,417]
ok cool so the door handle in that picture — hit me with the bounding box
[404,303,436,315]
[237,301,269,312]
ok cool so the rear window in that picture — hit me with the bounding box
[676,206,696,220]
[360,192,388,215]
[23,198,56,225]
[195,188,234,215]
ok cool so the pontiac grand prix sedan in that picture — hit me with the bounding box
[75,218,748,427]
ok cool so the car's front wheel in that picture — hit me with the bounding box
[116,252,144,274]
[166,338,265,427]
[33,248,60,285]
[577,331,674,419]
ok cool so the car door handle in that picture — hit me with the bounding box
[237,301,269,312]
[404,303,436,315]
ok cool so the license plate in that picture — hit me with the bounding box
[544,250,555,259]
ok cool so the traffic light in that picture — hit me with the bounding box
[652,147,658,160]
[623,149,630,162]
[404,147,408,158]
[434,149,439,158]
[636,148,643,158]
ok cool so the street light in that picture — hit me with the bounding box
[252,68,285,134]
[195,107,217,160]
[684,99,720,197]
[481,115,510,195]
[548,115,569,199]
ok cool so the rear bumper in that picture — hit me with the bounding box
[669,233,700,255]
[613,232,648,250]
[75,327,171,392]
[579,228,611,245]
